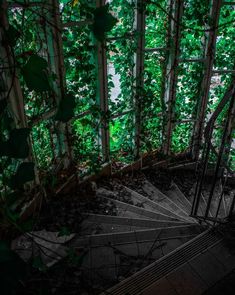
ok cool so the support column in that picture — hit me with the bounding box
[96,0,110,162]
[163,0,183,155]
[50,0,72,167]
[135,0,146,159]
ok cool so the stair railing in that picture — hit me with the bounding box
[191,79,235,222]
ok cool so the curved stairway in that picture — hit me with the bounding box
[70,173,234,294]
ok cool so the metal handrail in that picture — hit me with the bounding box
[192,79,235,221]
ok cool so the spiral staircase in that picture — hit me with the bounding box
[69,168,235,295]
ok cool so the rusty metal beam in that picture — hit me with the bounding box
[144,47,169,52]
[63,20,93,28]
[178,58,205,63]
[223,2,235,5]
[212,69,235,74]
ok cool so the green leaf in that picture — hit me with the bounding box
[32,255,47,272]
[0,75,7,92]
[21,54,51,92]
[19,218,35,232]
[0,128,30,158]
[92,4,117,41]
[1,113,14,131]
[9,162,35,189]
[5,191,21,206]
[67,248,87,267]
[58,226,71,237]
[0,98,7,115]
[4,207,20,223]
[55,93,76,123]
[0,241,27,294]
[4,25,21,47]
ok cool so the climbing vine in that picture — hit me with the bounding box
[0,0,234,194]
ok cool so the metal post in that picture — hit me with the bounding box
[163,0,183,155]
[192,0,222,160]
[96,0,110,162]
[205,91,235,218]
[135,0,146,159]
[50,0,72,167]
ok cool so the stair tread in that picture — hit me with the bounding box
[79,235,197,287]
[140,181,195,223]
[72,224,204,247]
[97,190,185,222]
[102,228,222,295]
[83,214,192,227]
[122,185,193,223]
[165,182,192,213]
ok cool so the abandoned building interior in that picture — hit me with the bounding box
[0,0,235,294]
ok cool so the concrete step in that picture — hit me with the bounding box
[201,185,227,219]
[83,214,191,228]
[190,182,228,219]
[97,190,183,222]
[121,186,192,223]
[78,235,195,288]
[165,182,192,214]
[141,180,195,222]
[187,183,209,217]
[103,228,221,295]
[224,192,234,216]
[79,213,190,237]
[72,224,204,248]
[73,226,204,286]
[141,238,235,295]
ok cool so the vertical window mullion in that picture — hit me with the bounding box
[96,0,110,162]
[163,0,183,155]
[192,0,223,160]
[135,0,146,159]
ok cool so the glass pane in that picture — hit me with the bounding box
[171,122,193,153]
[8,3,57,122]
[110,113,134,163]
[31,120,55,169]
[60,0,94,23]
[145,0,168,48]
[180,0,210,59]
[72,115,101,172]
[175,62,204,121]
[106,0,136,38]
[63,25,97,114]
[141,51,165,152]
[215,4,235,70]
[107,39,136,114]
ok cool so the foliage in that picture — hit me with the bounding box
[1,2,235,291]
[21,54,51,92]
[106,0,136,161]
[55,93,76,123]
[1,0,235,178]
[9,162,35,189]
[92,4,117,41]
[0,241,27,295]
[0,128,30,158]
